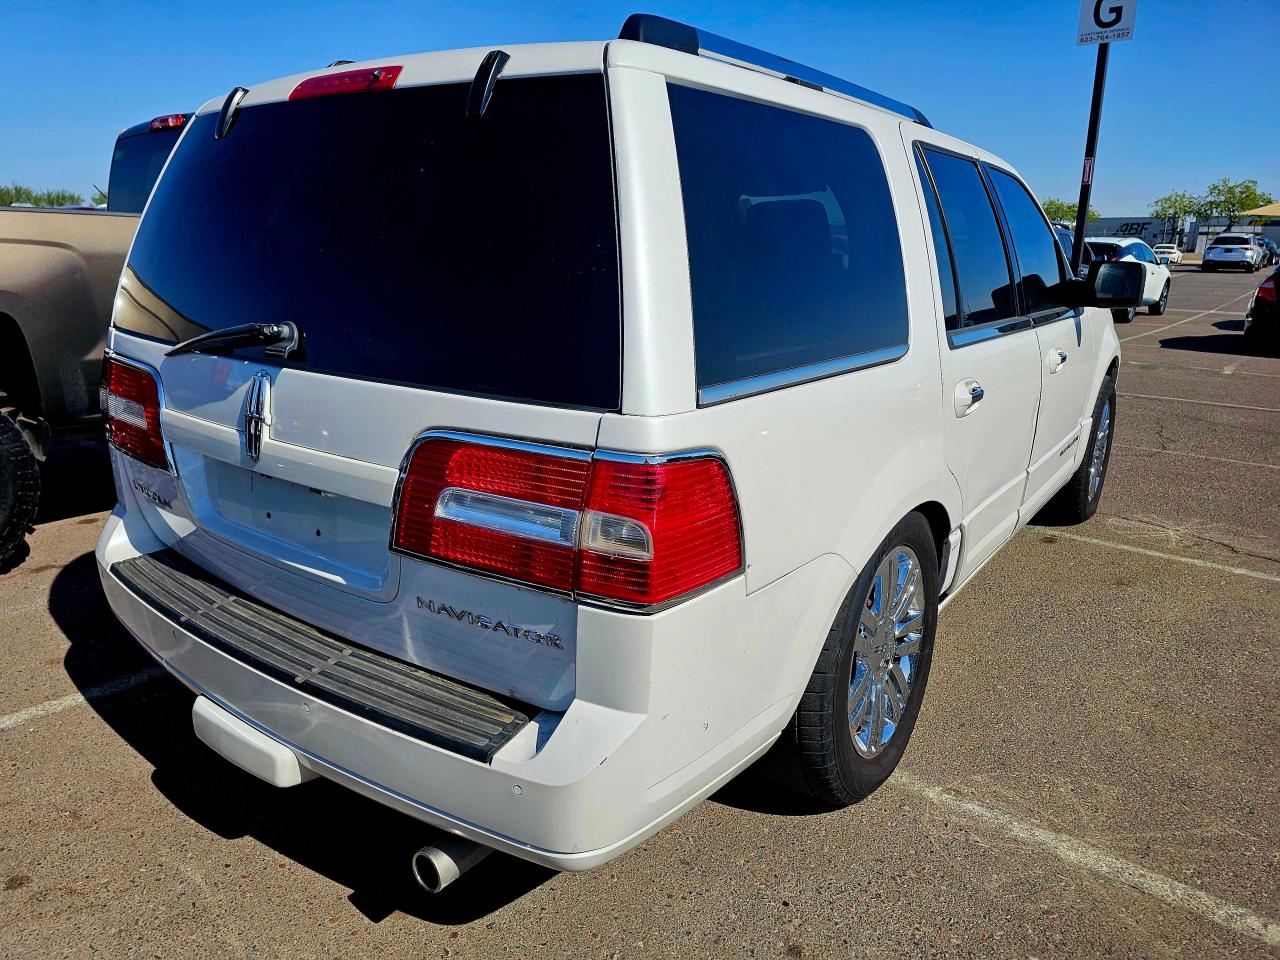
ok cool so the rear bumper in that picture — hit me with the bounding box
[97,496,852,870]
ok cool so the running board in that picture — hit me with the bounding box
[112,550,529,763]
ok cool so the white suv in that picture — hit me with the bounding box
[1203,233,1262,272]
[95,15,1143,890]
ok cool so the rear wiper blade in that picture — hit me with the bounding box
[166,321,301,358]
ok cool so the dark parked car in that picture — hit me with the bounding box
[1257,237,1279,267]
[1244,267,1277,344]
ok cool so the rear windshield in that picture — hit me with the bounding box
[107,127,183,213]
[122,74,621,410]
[1089,241,1120,256]
[1211,236,1249,246]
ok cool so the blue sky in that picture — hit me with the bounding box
[1,0,1273,213]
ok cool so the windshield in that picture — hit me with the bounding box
[107,127,183,213]
[122,74,621,410]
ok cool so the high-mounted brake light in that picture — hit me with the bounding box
[391,436,743,607]
[100,356,169,470]
[289,65,403,101]
[148,113,187,131]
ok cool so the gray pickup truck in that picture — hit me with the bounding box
[0,113,187,567]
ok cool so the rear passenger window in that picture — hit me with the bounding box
[919,148,1016,328]
[988,168,1067,314]
[915,154,960,330]
[668,84,908,397]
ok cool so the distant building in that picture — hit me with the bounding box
[1086,216,1278,252]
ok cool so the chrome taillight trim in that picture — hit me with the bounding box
[434,487,580,547]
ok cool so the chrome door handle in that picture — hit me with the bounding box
[1049,348,1068,373]
[954,379,984,417]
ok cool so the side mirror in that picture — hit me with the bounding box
[1088,260,1145,308]
[1053,260,1145,309]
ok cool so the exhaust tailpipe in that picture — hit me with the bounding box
[412,836,493,894]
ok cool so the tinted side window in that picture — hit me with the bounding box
[989,168,1066,313]
[920,148,1016,328]
[915,154,959,330]
[668,84,908,394]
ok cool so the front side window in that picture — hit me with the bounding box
[668,84,909,395]
[919,148,1016,328]
[988,168,1067,314]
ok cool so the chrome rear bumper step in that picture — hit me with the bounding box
[111,550,529,763]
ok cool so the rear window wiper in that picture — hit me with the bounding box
[166,321,301,358]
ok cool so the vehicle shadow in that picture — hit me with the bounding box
[36,435,115,524]
[51,552,554,924]
[1158,318,1278,358]
[709,749,839,817]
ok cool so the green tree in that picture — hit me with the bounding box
[90,186,108,207]
[1149,190,1197,244]
[0,182,85,207]
[1040,197,1100,223]
[1202,177,1274,229]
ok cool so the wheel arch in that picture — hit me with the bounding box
[0,312,43,418]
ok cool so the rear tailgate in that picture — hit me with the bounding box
[106,62,620,711]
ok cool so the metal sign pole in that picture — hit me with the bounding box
[1070,41,1109,275]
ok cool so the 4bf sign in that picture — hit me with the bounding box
[1078,0,1137,45]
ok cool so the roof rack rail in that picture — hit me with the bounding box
[618,13,932,128]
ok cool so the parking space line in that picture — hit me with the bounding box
[1122,359,1280,380]
[1040,530,1280,584]
[1118,291,1253,344]
[1115,444,1280,471]
[1118,392,1280,414]
[0,667,163,733]
[893,774,1280,948]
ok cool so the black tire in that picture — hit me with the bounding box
[0,409,41,570]
[776,513,939,807]
[1149,281,1169,316]
[1039,372,1116,525]
[1112,306,1135,324]
[1202,263,1214,272]
[1246,263,1256,274]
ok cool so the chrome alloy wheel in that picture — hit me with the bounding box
[1088,400,1112,502]
[849,546,925,758]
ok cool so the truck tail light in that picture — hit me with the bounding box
[100,356,169,470]
[148,113,187,131]
[289,65,403,100]
[391,436,743,607]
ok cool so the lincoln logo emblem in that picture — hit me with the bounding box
[243,371,271,462]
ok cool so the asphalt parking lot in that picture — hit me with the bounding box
[1,265,1276,959]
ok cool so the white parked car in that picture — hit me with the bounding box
[1203,233,1263,272]
[1152,243,1182,265]
[1085,237,1173,318]
[95,14,1144,891]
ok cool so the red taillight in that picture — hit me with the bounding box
[289,65,403,101]
[101,356,169,470]
[1259,276,1276,302]
[391,437,743,606]
[148,113,186,131]
[577,457,742,605]
[393,438,592,592]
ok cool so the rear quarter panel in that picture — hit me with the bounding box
[0,208,138,423]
